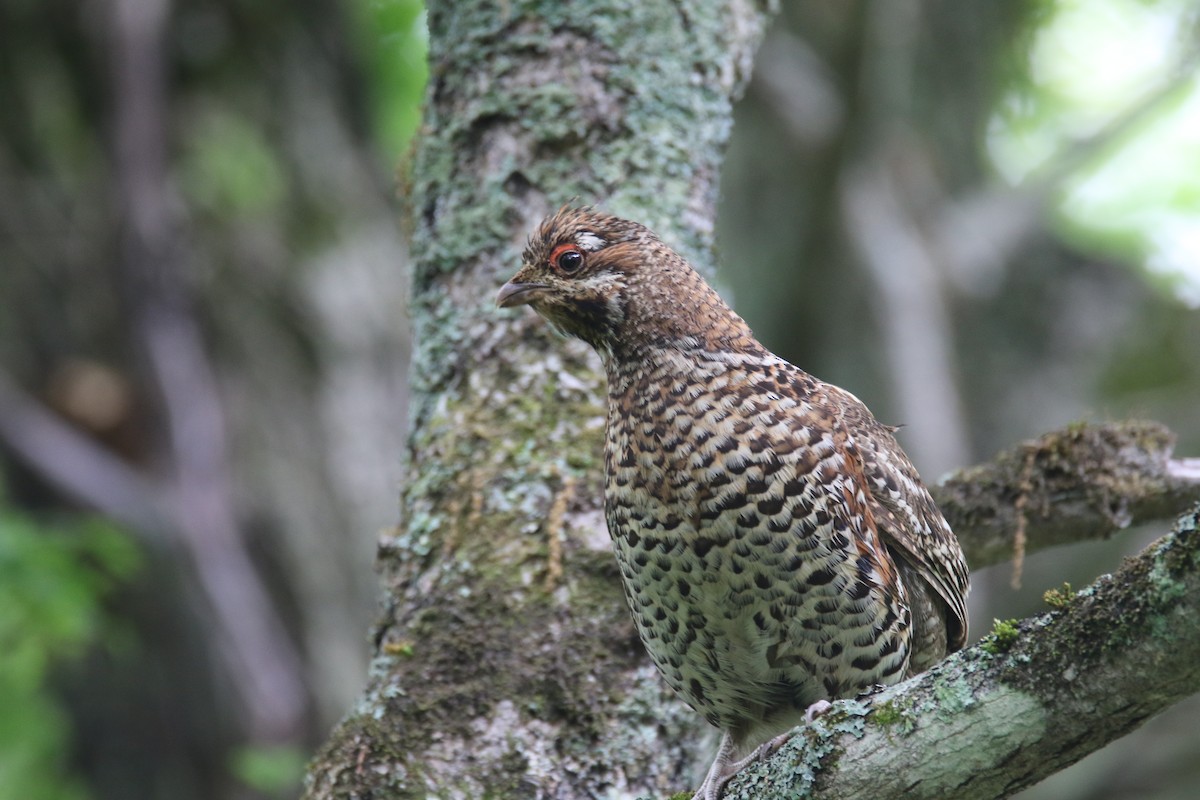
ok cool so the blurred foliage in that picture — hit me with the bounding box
[988,0,1200,306]
[229,744,309,797]
[354,0,429,159]
[1,0,427,798]
[181,111,287,217]
[0,497,139,800]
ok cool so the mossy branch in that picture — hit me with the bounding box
[716,501,1200,800]
[932,420,1200,570]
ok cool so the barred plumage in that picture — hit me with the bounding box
[498,207,969,800]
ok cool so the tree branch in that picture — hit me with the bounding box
[0,369,171,532]
[717,500,1200,800]
[932,420,1200,569]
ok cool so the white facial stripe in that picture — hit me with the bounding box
[575,231,606,252]
[579,271,626,294]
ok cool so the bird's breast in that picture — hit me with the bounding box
[599,354,912,727]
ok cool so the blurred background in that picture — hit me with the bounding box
[0,1,1196,798]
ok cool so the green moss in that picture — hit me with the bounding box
[990,502,1200,709]
[871,698,916,734]
[872,700,903,726]
[1043,582,1075,609]
[382,641,416,658]
[980,618,1021,655]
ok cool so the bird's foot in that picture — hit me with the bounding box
[690,730,794,800]
[689,703,832,799]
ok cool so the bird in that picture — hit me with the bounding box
[497,206,969,800]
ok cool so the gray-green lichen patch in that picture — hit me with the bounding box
[931,676,978,717]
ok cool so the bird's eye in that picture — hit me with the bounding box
[550,244,584,274]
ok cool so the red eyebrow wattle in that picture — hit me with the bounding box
[550,243,580,263]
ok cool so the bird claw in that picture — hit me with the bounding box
[805,699,833,724]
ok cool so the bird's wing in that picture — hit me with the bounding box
[821,384,970,651]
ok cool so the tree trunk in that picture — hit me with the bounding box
[304,1,774,797]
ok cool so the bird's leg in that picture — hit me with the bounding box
[690,729,794,800]
[691,702,833,800]
[691,732,740,800]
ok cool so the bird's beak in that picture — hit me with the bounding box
[496,281,549,308]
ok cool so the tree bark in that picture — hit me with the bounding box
[302,3,1200,798]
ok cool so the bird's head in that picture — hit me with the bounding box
[498,206,755,357]
[496,206,645,350]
